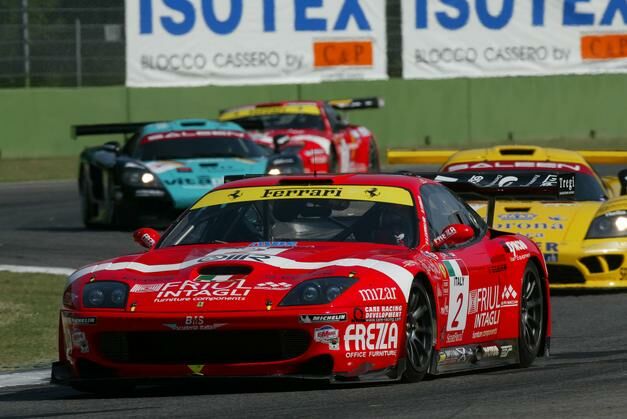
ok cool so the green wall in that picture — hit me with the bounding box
[1,74,627,159]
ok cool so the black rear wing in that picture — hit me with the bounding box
[71,122,158,139]
[327,97,384,111]
[402,171,576,227]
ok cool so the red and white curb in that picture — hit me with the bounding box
[0,265,74,388]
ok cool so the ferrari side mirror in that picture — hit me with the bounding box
[433,224,474,249]
[133,228,160,250]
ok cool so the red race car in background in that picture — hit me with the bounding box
[53,172,555,393]
[218,98,382,174]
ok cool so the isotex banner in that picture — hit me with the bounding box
[402,0,627,79]
[126,0,387,87]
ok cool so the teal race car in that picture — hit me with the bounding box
[74,119,303,228]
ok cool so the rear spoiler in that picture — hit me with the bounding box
[576,150,627,165]
[402,171,576,227]
[387,148,627,165]
[71,122,158,139]
[327,97,384,111]
[387,149,456,165]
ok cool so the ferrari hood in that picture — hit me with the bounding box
[69,243,414,313]
[477,200,602,259]
[144,158,267,209]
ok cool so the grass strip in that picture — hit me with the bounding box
[0,157,77,182]
[0,272,66,371]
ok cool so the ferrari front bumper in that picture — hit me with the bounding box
[56,307,402,386]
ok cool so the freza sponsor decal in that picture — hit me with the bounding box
[344,322,398,358]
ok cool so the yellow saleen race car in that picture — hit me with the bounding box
[388,145,627,289]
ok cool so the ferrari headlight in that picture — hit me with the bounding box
[82,282,129,309]
[280,277,357,306]
[586,212,627,239]
[122,169,160,188]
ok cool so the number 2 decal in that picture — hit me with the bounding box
[444,260,469,332]
[451,293,463,329]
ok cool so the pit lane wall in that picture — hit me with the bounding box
[2,74,627,159]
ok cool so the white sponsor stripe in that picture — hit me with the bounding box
[0,265,74,276]
[0,369,50,388]
[68,248,415,300]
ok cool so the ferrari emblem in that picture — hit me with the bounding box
[266,299,273,311]
[228,190,242,200]
[365,188,380,198]
[197,302,204,308]
[188,365,204,376]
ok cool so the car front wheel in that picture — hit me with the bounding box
[402,280,434,382]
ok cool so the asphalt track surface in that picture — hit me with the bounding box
[1,167,627,418]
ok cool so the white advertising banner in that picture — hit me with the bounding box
[402,0,627,79]
[126,0,387,87]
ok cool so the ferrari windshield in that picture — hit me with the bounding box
[226,114,325,131]
[136,137,267,161]
[159,186,417,247]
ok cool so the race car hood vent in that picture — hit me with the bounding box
[498,148,536,155]
[504,207,531,212]
[198,265,253,276]
[278,178,334,185]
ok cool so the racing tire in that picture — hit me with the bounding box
[518,262,544,368]
[402,280,435,382]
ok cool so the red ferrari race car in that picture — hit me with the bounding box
[218,98,382,174]
[53,172,555,393]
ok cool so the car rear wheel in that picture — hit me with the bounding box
[403,280,434,382]
[518,262,544,367]
[79,178,97,229]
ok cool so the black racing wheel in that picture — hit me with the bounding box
[518,262,544,367]
[403,280,434,382]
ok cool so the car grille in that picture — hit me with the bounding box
[580,255,624,274]
[547,264,585,284]
[98,330,310,364]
